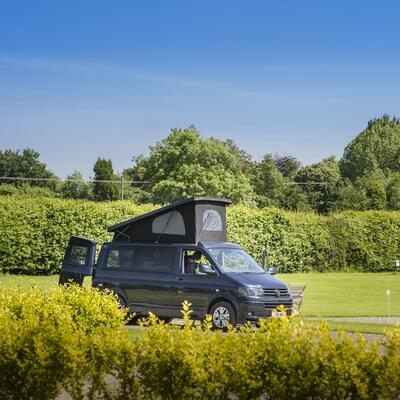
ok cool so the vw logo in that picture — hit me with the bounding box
[275,289,281,297]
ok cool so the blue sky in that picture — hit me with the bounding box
[1,1,400,178]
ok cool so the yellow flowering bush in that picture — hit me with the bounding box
[1,288,400,398]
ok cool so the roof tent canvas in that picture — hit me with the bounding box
[108,197,232,244]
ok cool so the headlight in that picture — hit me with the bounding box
[238,286,264,297]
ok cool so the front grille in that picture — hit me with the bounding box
[264,301,293,310]
[263,288,290,297]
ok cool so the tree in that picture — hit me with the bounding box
[251,154,311,210]
[131,126,255,204]
[223,139,255,177]
[356,177,386,210]
[294,156,341,213]
[92,158,119,201]
[0,148,58,189]
[0,183,60,198]
[280,184,311,211]
[273,154,300,178]
[61,170,91,199]
[333,181,369,211]
[386,174,400,210]
[253,154,286,207]
[340,115,400,181]
[119,168,151,203]
[333,176,388,211]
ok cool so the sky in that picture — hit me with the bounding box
[1,1,400,178]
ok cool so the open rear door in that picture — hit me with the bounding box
[59,236,97,285]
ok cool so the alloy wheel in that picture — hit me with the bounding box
[212,306,231,329]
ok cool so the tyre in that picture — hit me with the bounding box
[159,317,173,324]
[127,315,140,325]
[210,301,236,330]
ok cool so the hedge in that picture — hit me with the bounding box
[2,287,400,399]
[0,197,400,274]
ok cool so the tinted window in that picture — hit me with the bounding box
[66,245,89,266]
[105,246,176,273]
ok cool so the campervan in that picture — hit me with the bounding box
[59,197,292,329]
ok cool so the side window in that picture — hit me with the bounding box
[182,249,214,275]
[105,246,176,273]
[106,249,119,268]
[106,248,132,268]
[67,245,89,266]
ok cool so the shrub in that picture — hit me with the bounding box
[128,308,391,400]
[228,206,400,272]
[0,197,154,274]
[1,197,400,273]
[1,291,400,399]
[0,285,128,400]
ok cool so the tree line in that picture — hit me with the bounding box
[2,114,400,213]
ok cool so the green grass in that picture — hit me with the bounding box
[304,320,396,335]
[1,272,400,318]
[2,272,400,335]
[0,274,59,291]
[124,320,397,338]
[126,326,145,340]
[0,274,92,291]
[279,272,400,317]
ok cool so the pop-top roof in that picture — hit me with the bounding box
[108,197,232,244]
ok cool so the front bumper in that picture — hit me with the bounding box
[237,298,293,324]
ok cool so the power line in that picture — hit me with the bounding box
[284,182,328,185]
[0,176,150,200]
[0,176,149,184]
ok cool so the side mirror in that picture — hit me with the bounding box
[267,266,277,275]
[199,264,216,275]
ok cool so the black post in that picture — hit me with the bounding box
[262,247,269,270]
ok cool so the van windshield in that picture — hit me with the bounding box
[208,248,265,274]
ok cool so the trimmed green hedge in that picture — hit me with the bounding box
[0,197,400,274]
[0,198,153,274]
[228,206,400,273]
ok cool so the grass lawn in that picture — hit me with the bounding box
[1,272,400,318]
[125,321,395,338]
[279,272,400,317]
[303,320,395,335]
[0,274,60,291]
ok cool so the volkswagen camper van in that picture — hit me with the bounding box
[60,197,292,329]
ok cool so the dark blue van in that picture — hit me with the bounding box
[60,197,292,329]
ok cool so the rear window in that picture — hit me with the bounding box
[105,246,177,273]
[66,245,90,266]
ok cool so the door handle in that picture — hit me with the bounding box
[176,276,183,281]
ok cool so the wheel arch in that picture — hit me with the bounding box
[108,288,128,307]
[207,295,239,316]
